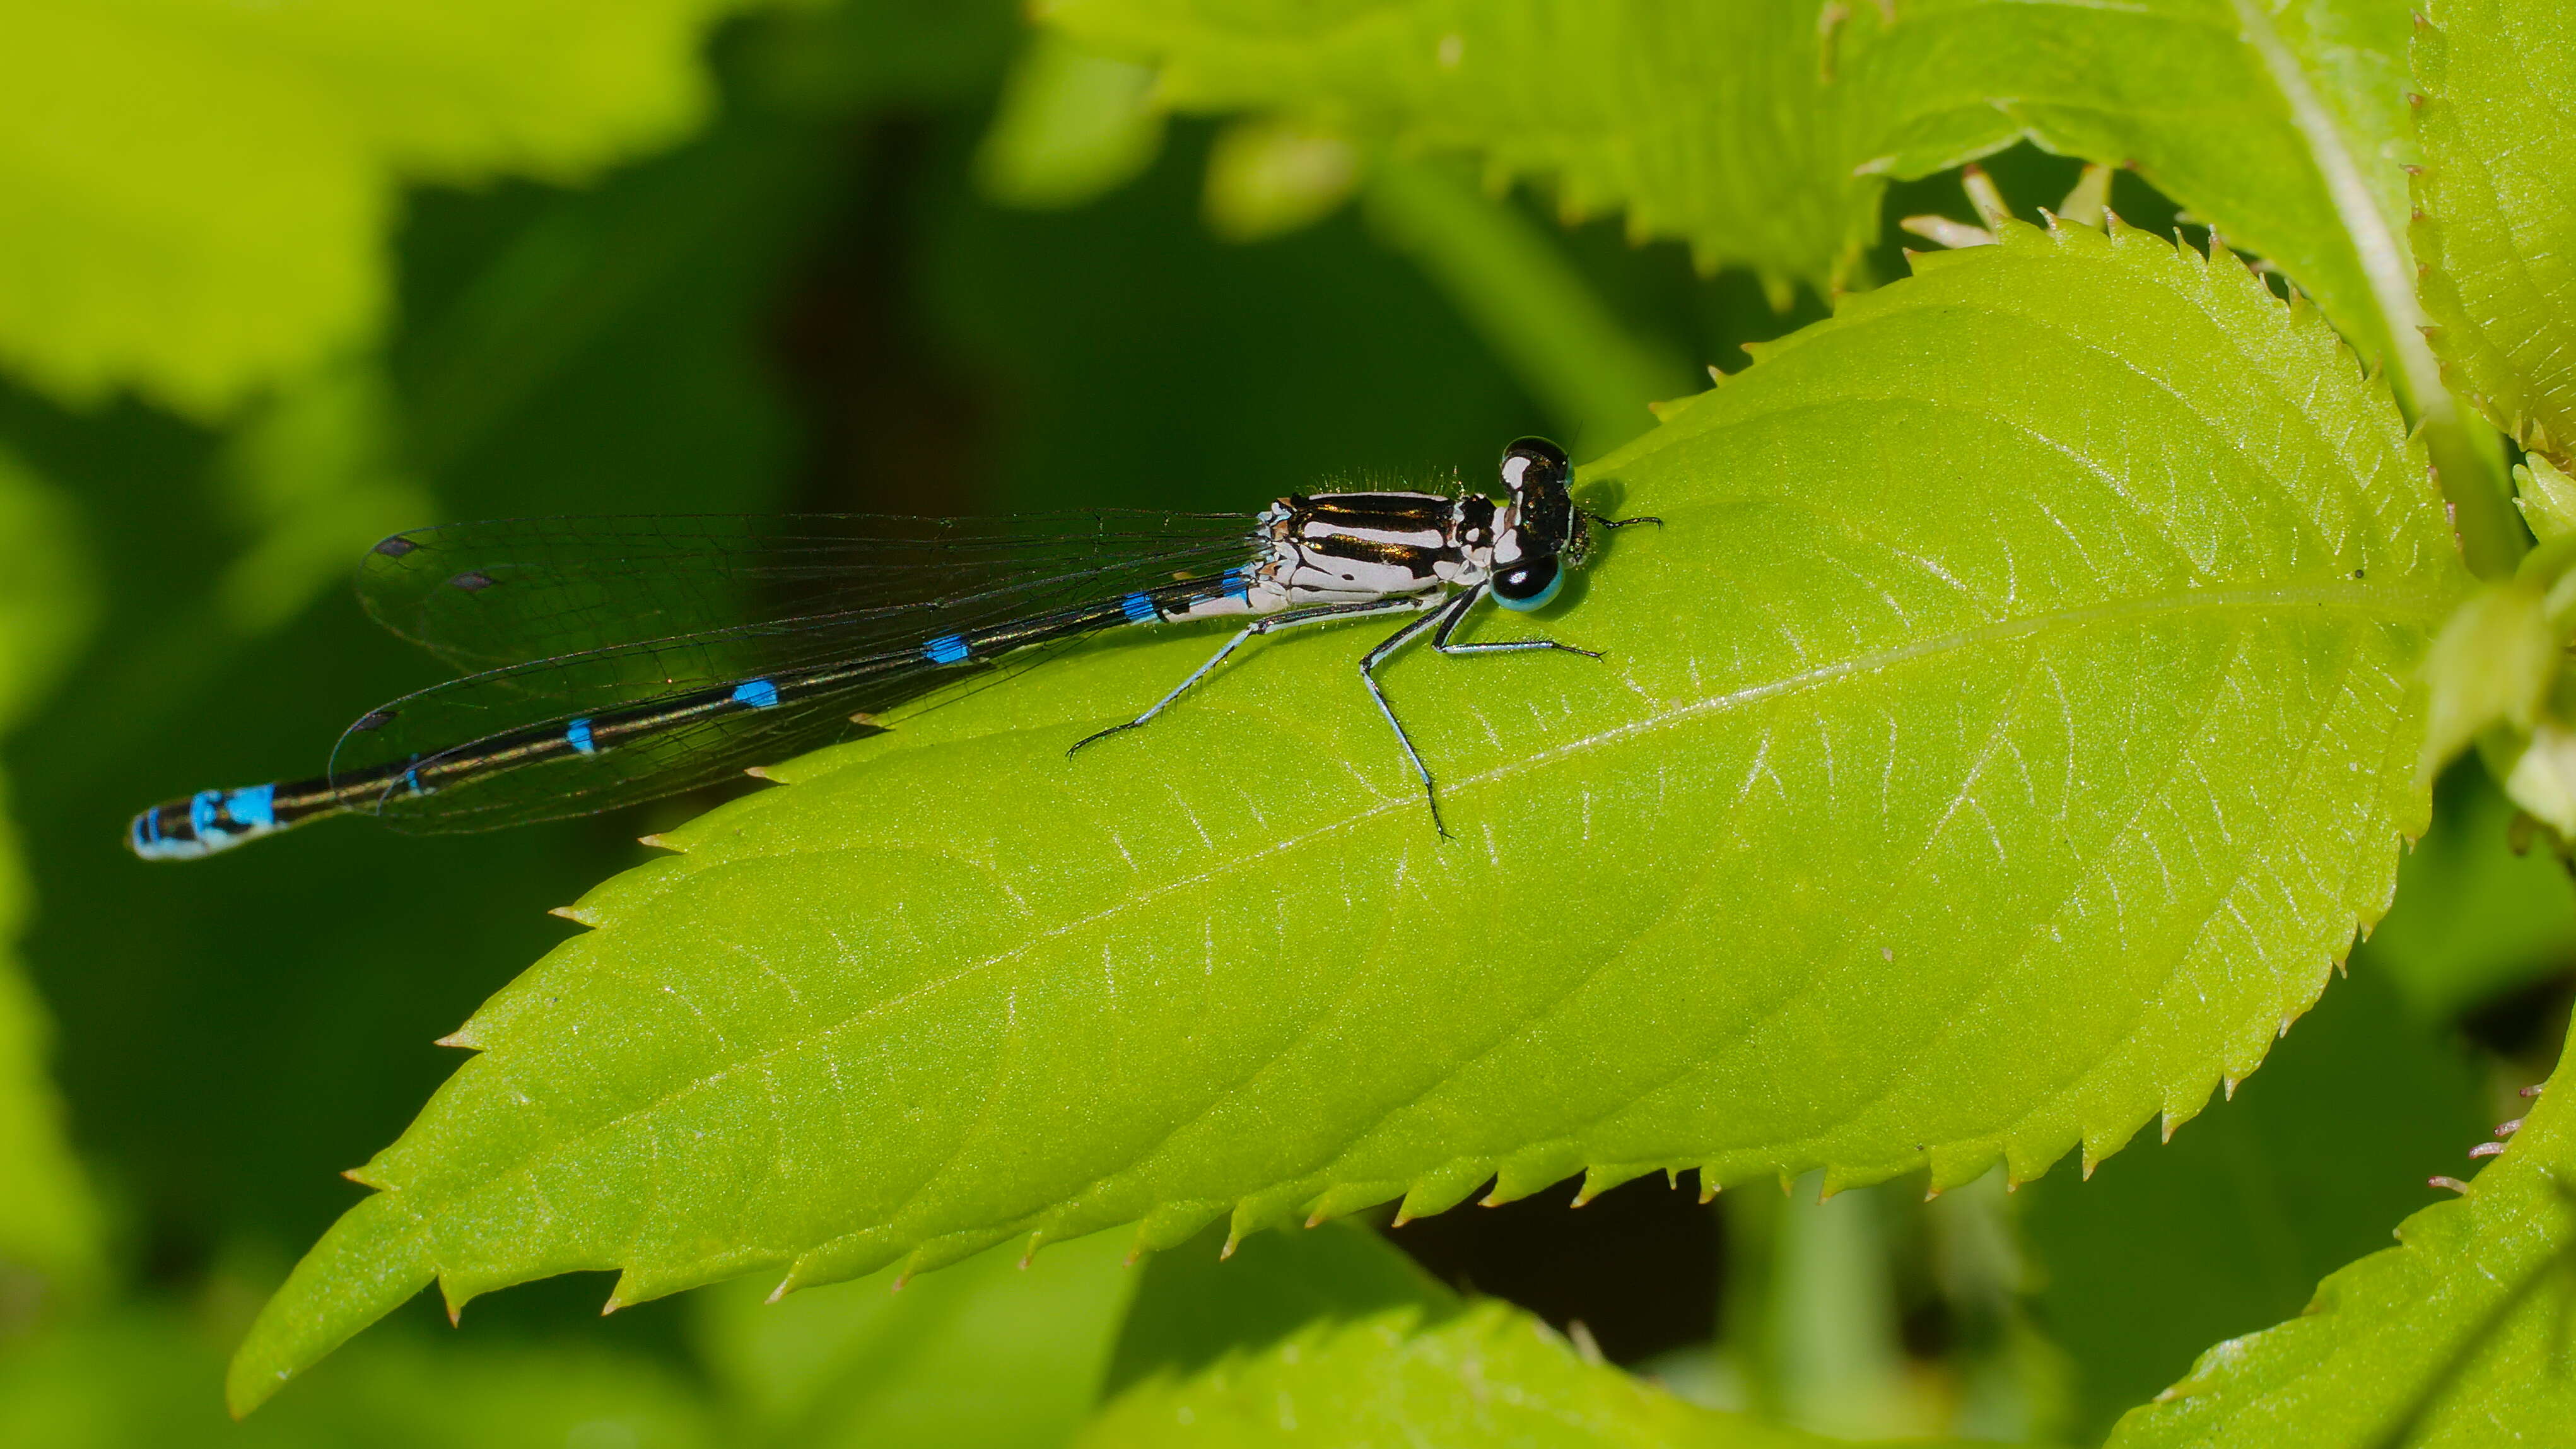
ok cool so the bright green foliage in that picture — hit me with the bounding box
[0,0,763,419]
[0,447,100,1288]
[1088,1221,1847,1448]
[1040,0,2419,363]
[2022,961,2487,1440]
[975,30,1168,209]
[2412,0,2576,460]
[694,1229,1138,1448]
[231,216,2461,1409]
[2106,1015,2576,1446]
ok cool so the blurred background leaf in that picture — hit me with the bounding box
[691,1229,1136,1448]
[1086,1221,1887,1448]
[0,0,778,419]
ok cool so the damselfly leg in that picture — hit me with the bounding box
[1067,596,1439,756]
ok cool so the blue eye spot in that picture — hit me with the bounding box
[1493,564,1564,612]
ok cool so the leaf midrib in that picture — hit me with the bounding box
[406,578,2447,1228]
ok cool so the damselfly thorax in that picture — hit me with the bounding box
[128,437,1655,859]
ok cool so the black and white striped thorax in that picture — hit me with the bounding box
[1159,448,1592,626]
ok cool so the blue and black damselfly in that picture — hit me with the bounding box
[128,437,1654,859]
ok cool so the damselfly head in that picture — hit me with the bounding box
[1492,437,1580,611]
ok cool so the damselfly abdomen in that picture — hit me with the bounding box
[128,437,1653,859]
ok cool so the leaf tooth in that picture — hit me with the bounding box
[1394,1161,1492,1226]
[432,1025,479,1051]
[1697,1167,1721,1204]
[1816,1162,1885,1199]
[547,905,598,927]
[436,1274,471,1328]
[887,1229,1009,1289]
[1224,1192,1303,1259]
[776,1228,904,1298]
[1924,1142,2000,1195]
[1133,1199,1224,1256]
[1572,1163,1656,1207]
[1483,1145,1582,1207]
[341,1163,392,1190]
[1301,1181,1396,1229]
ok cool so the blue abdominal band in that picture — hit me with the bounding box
[566,718,596,754]
[226,783,276,829]
[923,635,971,665]
[732,679,781,708]
[1121,592,1158,625]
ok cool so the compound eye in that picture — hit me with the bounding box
[1492,558,1564,611]
[1499,437,1570,492]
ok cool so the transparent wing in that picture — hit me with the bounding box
[357,511,1260,673]
[330,513,1263,834]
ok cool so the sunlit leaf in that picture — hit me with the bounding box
[1085,1221,1859,1448]
[2411,0,2576,462]
[2105,1016,2575,1447]
[0,0,767,418]
[232,218,2462,1411]
[1039,0,2421,368]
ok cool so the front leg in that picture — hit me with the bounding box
[1429,582,1602,659]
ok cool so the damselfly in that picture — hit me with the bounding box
[128,437,1654,859]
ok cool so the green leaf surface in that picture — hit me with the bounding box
[0,0,761,418]
[2106,1013,2575,1447]
[2412,0,2576,459]
[1087,1221,1846,1448]
[233,219,2462,1410]
[2022,959,2486,1442]
[1040,0,2422,369]
[694,1228,1137,1448]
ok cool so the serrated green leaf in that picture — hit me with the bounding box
[2105,1013,2576,1447]
[1040,0,2421,367]
[2411,0,2576,461]
[0,0,764,418]
[233,218,2464,1411]
[694,1229,1137,1448]
[1086,1221,1852,1448]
